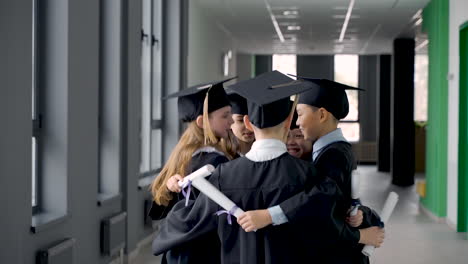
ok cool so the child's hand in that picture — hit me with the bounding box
[358,226,385,247]
[346,209,363,227]
[237,210,272,232]
[166,174,184,193]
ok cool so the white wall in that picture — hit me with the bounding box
[188,0,237,86]
[447,0,468,228]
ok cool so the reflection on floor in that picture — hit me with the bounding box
[134,165,468,264]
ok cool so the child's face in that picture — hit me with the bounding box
[230,114,255,143]
[209,106,234,139]
[296,104,322,142]
[287,128,313,159]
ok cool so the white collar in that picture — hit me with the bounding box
[192,146,226,157]
[312,128,347,161]
[245,139,287,162]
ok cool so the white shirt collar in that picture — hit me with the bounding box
[245,139,287,162]
[312,128,347,161]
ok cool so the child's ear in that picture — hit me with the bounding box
[243,115,254,132]
[318,108,327,123]
[195,115,204,128]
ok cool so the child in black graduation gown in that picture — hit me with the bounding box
[152,71,369,263]
[286,111,313,161]
[148,78,238,264]
[227,93,255,157]
[238,78,384,264]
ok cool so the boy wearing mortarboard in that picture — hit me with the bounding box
[238,77,385,264]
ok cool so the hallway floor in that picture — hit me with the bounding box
[134,165,468,264]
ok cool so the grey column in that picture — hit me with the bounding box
[391,39,415,186]
[254,55,272,76]
[378,55,392,172]
[297,55,334,79]
[358,55,378,142]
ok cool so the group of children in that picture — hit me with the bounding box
[148,71,385,264]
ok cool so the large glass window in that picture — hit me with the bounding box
[98,0,123,198]
[272,54,297,77]
[334,55,360,142]
[414,54,428,122]
[32,0,40,211]
[140,0,163,176]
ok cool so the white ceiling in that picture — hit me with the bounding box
[194,0,430,55]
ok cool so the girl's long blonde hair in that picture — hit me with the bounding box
[150,93,237,206]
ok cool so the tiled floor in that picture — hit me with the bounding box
[134,166,468,264]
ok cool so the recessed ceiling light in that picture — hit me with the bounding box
[412,9,422,20]
[414,18,423,27]
[415,39,428,51]
[333,14,360,19]
[287,25,301,31]
[283,10,298,16]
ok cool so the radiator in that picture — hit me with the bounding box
[352,141,377,163]
[101,212,127,256]
[36,238,76,264]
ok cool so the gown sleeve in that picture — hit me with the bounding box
[152,169,222,256]
[278,168,361,246]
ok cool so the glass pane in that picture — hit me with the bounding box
[414,54,428,122]
[334,55,359,121]
[272,54,297,77]
[140,0,152,173]
[32,137,37,206]
[151,129,162,171]
[32,0,36,119]
[338,122,360,142]
[344,90,358,121]
[32,0,38,207]
[152,0,162,120]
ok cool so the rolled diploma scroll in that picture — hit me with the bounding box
[350,170,360,216]
[178,164,215,188]
[191,177,245,218]
[362,191,399,257]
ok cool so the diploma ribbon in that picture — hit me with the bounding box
[181,180,192,206]
[215,205,239,225]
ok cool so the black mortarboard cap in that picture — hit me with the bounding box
[165,77,236,122]
[228,71,317,128]
[227,92,248,115]
[290,75,364,120]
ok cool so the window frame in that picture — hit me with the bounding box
[334,54,360,142]
[32,0,41,214]
[139,0,164,178]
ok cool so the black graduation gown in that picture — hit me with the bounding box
[148,151,229,264]
[153,153,356,264]
[280,141,382,264]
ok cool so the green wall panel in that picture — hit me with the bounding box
[458,22,468,232]
[421,0,449,217]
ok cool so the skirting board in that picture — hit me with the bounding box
[419,202,446,223]
[446,218,457,231]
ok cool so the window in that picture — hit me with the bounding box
[140,0,163,177]
[334,55,360,142]
[272,54,297,77]
[31,0,69,228]
[414,54,428,122]
[98,0,123,199]
[32,0,40,212]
